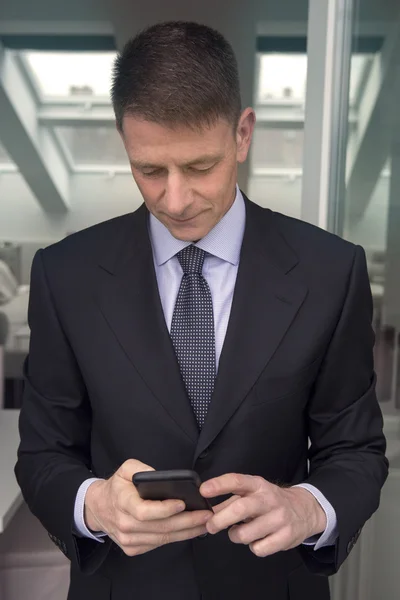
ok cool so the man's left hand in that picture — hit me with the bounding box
[200,474,327,557]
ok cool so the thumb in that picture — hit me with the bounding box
[119,458,155,481]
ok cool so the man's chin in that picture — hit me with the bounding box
[167,224,208,242]
[160,217,206,242]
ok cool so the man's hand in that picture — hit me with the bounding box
[84,459,213,557]
[200,474,327,557]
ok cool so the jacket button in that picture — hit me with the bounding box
[346,540,352,554]
[199,448,209,459]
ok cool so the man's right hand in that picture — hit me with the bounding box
[84,459,213,556]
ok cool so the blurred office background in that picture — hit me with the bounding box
[0,0,399,598]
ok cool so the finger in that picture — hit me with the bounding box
[211,495,240,514]
[119,459,155,482]
[207,495,263,534]
[168,524,209,543]
[117,475,187,519]
[132,509,212,533]
[128,497,187,521]
[249,529,292,558]
[200,473,265,498]
[109,532,154,557]
[228,512,282,546]
[117,524,209,549]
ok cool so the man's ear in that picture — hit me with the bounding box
[236,108,256,164]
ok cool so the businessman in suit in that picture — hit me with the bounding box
[15,21,388,600]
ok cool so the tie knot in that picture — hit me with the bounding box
[176,245,206,275]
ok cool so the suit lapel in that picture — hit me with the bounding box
[95,205,199,444]
[93,199,307,454]
[194,199,308,461]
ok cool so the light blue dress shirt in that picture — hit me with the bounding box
[74,186,338,550]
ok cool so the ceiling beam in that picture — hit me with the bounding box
[0,20,113,36]
[38,103,115,127]
[256,20,390,37]
[0,44,70,213]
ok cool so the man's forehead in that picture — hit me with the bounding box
[122,116,233,167]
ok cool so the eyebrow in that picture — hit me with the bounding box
[130,154,223,170]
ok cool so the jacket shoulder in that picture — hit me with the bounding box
[40,212,136,270]
[270,209,359,263]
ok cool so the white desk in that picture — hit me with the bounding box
[0,410,22,533]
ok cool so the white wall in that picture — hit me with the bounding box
[249,175,302,218]
[0,172,142,241]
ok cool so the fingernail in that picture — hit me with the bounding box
[175,502,185,513]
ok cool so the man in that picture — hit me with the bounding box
[15,21,388,600]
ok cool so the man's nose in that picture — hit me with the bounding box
[164,174,192,216]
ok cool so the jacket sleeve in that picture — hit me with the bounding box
[15,249,112,574]
[299,245,389,575]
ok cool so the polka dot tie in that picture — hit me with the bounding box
[170,245,216,429]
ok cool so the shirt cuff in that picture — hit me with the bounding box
[293,483,338,550]
[74,477,107,542]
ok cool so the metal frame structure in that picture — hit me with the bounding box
[0,37,375,214]
[300,0,354,230]
[0,6,393,229]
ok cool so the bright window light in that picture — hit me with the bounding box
[24,51,117,98]
[257,54,307,103]
[257,52,372,107]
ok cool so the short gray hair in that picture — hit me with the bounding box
[111,21,242,132]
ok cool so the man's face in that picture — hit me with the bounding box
[120,110,255,241]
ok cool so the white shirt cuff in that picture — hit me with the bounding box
[74,477,107,542]
[293,483,338,550]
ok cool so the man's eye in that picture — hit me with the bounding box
[190,165,214,174]
[142,169,163,177]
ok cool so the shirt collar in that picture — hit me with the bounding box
[149,185,245,266]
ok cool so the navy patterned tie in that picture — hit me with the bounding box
[170,245,216,429]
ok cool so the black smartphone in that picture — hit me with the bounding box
[132,469,213,511]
